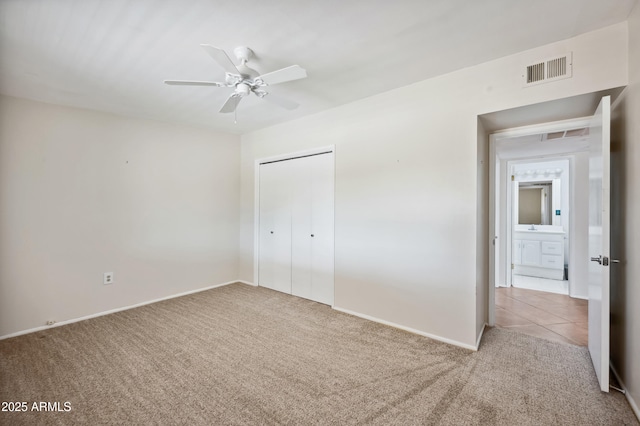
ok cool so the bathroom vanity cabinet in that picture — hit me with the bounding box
[513,230,565,280]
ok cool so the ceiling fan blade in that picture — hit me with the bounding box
[164,80,225,87]
[257,65,307,85]
[200,44,240,75]
[220,94,242,113]
[261,92,299,110]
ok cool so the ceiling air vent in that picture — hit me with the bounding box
[541,127,589,141]
[565,127,589,137]
[545,131,565,140]
[523,52,572,87]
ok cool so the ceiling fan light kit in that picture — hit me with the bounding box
[236,83,251,97]
[164,45,307,117]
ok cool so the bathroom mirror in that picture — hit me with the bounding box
[518,181,553,225]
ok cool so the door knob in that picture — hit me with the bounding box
[311,234,314,237]
[270,231,274,234]
[590,256,602,264]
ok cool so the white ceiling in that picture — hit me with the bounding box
[0,0,636,134]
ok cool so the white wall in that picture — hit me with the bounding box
[0,96,241,337]
[611,0,640,417]
[240,23,628,348]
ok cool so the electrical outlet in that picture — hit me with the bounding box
[104,272,114,285]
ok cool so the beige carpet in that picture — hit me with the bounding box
[1,283,637,425]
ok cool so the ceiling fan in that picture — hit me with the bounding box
[164,45,307,114]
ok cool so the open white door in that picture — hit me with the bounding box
[587,95,611,393]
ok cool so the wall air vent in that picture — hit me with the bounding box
[523,52,572,87]
[547,56,567,79]
[526,62,545,84]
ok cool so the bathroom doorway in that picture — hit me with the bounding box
[509,158,571,296]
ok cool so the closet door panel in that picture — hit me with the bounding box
[291,157,313,299]
[310,153,335,305]
[258,161,292,294]
[258,164,276,290]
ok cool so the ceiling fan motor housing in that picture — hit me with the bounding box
[233,46,253,63]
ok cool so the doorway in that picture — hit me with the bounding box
[491,123,590,346]
[484,92,617,392]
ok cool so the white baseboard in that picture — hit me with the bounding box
[0,280,240,340]
[332,306,477,351]
[237,280,256,286]
[611,362,640,421]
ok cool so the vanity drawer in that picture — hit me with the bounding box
[541,254,563,269]
[541,241,562,255]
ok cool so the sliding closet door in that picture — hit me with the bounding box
[258,161,292,294]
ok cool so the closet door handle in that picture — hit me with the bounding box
[270,231,274,234]
[310,234,314,237]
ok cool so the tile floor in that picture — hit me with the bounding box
[495,286,588,346]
